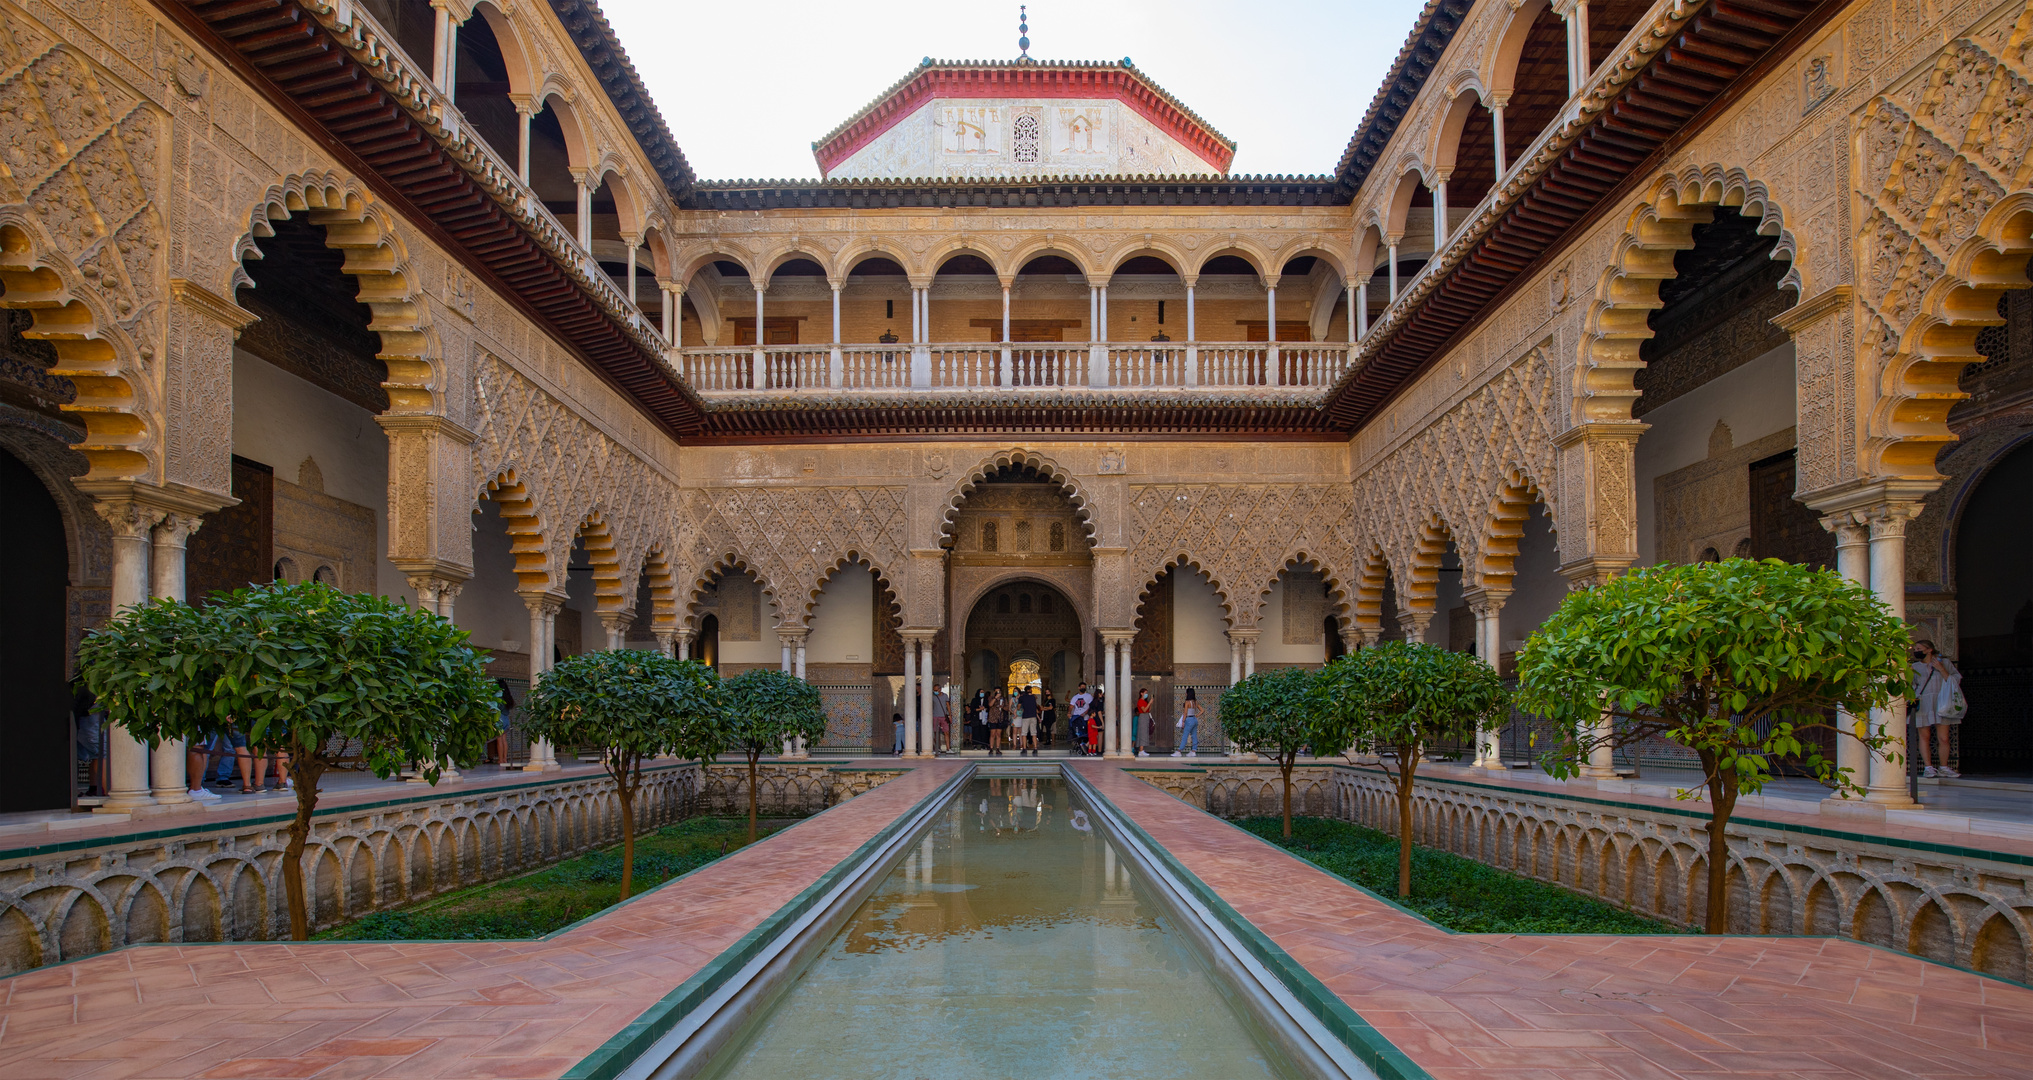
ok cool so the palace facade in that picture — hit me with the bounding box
[2,0,2030,819]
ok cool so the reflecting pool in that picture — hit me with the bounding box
[703,776,1298,1080]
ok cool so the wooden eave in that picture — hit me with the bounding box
[164,0,707,439]
[1323,0,1843,431]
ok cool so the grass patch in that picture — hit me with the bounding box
[1237,815,1686,935]
[317,816,786,941]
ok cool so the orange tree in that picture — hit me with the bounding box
[1514,558,1910,933]
[79,582,497,939]
[522,651,723,899]
[1314,641,1508,897]
[1220,666,1334,840]
[721,668,828,839]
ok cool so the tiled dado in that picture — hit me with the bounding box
[0,759,964,1080]
[0,761,901,976]
[1081,761,2033,1080]
[1131,761,2033,984]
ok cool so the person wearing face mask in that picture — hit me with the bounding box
[1910,639,1964,779]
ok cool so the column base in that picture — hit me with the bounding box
[1228,750,1259,762]
[149,788,195,804]
[1474,759,1509,771]
[96,794,156,813]
[1864,786,1922,810]
[1579,765,1618,779]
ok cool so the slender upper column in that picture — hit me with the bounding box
[1356,279,1369,339]
[1431,175,1450,249]
[1386,241,1400,301]
[1489,93,1510,178]
[572,170,592,250]
[512,94,534,183]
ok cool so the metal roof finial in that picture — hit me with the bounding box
[1018,6,1031,60]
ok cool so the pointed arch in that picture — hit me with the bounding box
[571,510,630,616]
[936,448,1097,546]
[234,172,440,415]
[1133,554,1231,631]
[1402,514,1455,617]
[681,549,779,632]
[1352,547,1393,639]
[1578,165,1797,425]
[639,542,678,634]
[807,552,905,626]
[1246,550,1354,639]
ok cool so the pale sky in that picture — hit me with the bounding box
[598,0,1430,181]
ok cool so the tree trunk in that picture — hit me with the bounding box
[1702,753,1738,934]
[746,749,761,841]
[1280,758,1295,838]
[282,758,325,940]
[614,752,638,901]
[1396,746,1417,898]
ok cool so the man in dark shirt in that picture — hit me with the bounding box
[1017,687,1041,755]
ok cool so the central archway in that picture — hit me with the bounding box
[962,579,1083,749]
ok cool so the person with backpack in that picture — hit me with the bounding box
[1911,639,1965,779]
[1068,683,1092,756]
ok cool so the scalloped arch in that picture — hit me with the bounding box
[1577,165,1798,425]
[1132,554,1233,629]
[0,216,153,482]
[1478,467,1550,591]
[1241,550,1354,635]
[480,469,549,594]
[233,172,440,415]
[936,448,1097,545]
[682,551,780,632]
[1868,194,2033,478]
[806,552,905,625]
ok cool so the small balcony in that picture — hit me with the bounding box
[673,342,1354,396]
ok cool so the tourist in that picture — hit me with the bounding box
[1017,686,1039,755]
[1134,689,1153,757]
[1089,686,1107,754]
[185,731,221,801]
[1068,683,1092,755]
[932,684,950,754]
[988,689,1009,756]
[1173,688,1200,757]
[1912,640,1963,779]
[971,690,988,750]
[489,678,515,766]
[72,683,105,799]
[1039,688,1057,749]
[892,711,905,756]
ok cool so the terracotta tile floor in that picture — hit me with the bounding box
[1077,761,2033,1079]
[0,760,963,1080]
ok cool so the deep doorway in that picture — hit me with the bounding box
[963,580,1082,748]
[1955,438,2033,773]
[1,447,72,812]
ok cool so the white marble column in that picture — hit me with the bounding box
[1114,635,1134,758]
[1432,176,1450,247]
[573,171,592,250]
[752,285,767,388]
[1464,587,1509,770]
[1101,633,1119,757]
[919,638,937,755]
[1489,96,1509,176]
[1227,630,1243,685]
[675,628,693,660]
[1356,279,1369,338]
[95,501,163,811]
[604,613,631,651]
[1821,514,1873,797]
[1387,242,1400,301]
[524,595,564,770]
[148,513,204,805]
[1226,629,1260,759]
[901,633,920,757]
[514,96,534,184]
[1867,504,1923,806]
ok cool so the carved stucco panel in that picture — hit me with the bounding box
[678,484,911,628]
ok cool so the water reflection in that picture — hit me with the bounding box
[705,777,1295,1080]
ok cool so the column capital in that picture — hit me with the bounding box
[1769,284,1853,334]
[898,628,938,644]
[375,413,478,444]
[1487,90,1513,109]
[407,575,467,605]
[93,499,166,541]
[774,625,811,643]
[1799,478,1938,526]
[1461,585,1512,617]
[1396,608,1434,639]
[151,512,204,548]
[600,610,637,633]
[1099,629,1137,645]
[1559,556,1635,591]
[520,591,567,617]
[396,560,472,588]
[1224,627,1261,643]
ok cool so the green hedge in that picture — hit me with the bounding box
[318,816,780,941]
[1238,816,1685,935]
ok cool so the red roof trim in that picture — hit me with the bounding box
[814,67,1235,175]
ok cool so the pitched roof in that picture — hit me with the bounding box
[544,0,697,198]
[810,58,1238,176]
[1329,0,1472,199]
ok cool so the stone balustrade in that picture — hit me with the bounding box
[1130,762,2033,983]
[673,342,1353,394]
[0,761,899,976]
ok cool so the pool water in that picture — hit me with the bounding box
[702,776,1299,1080]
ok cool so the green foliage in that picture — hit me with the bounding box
[521,651,725,768]
[1514,559,1910,797]
[1238,816,1682,935]
[1513,559,1912,932]
[1219,666,1327,760]
[1313,641,1509,760]
[1314,641,1508,895]
[79,582,499,780]
[77,581,499,939]
[318,817,779,941]
[720,667,829,756]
